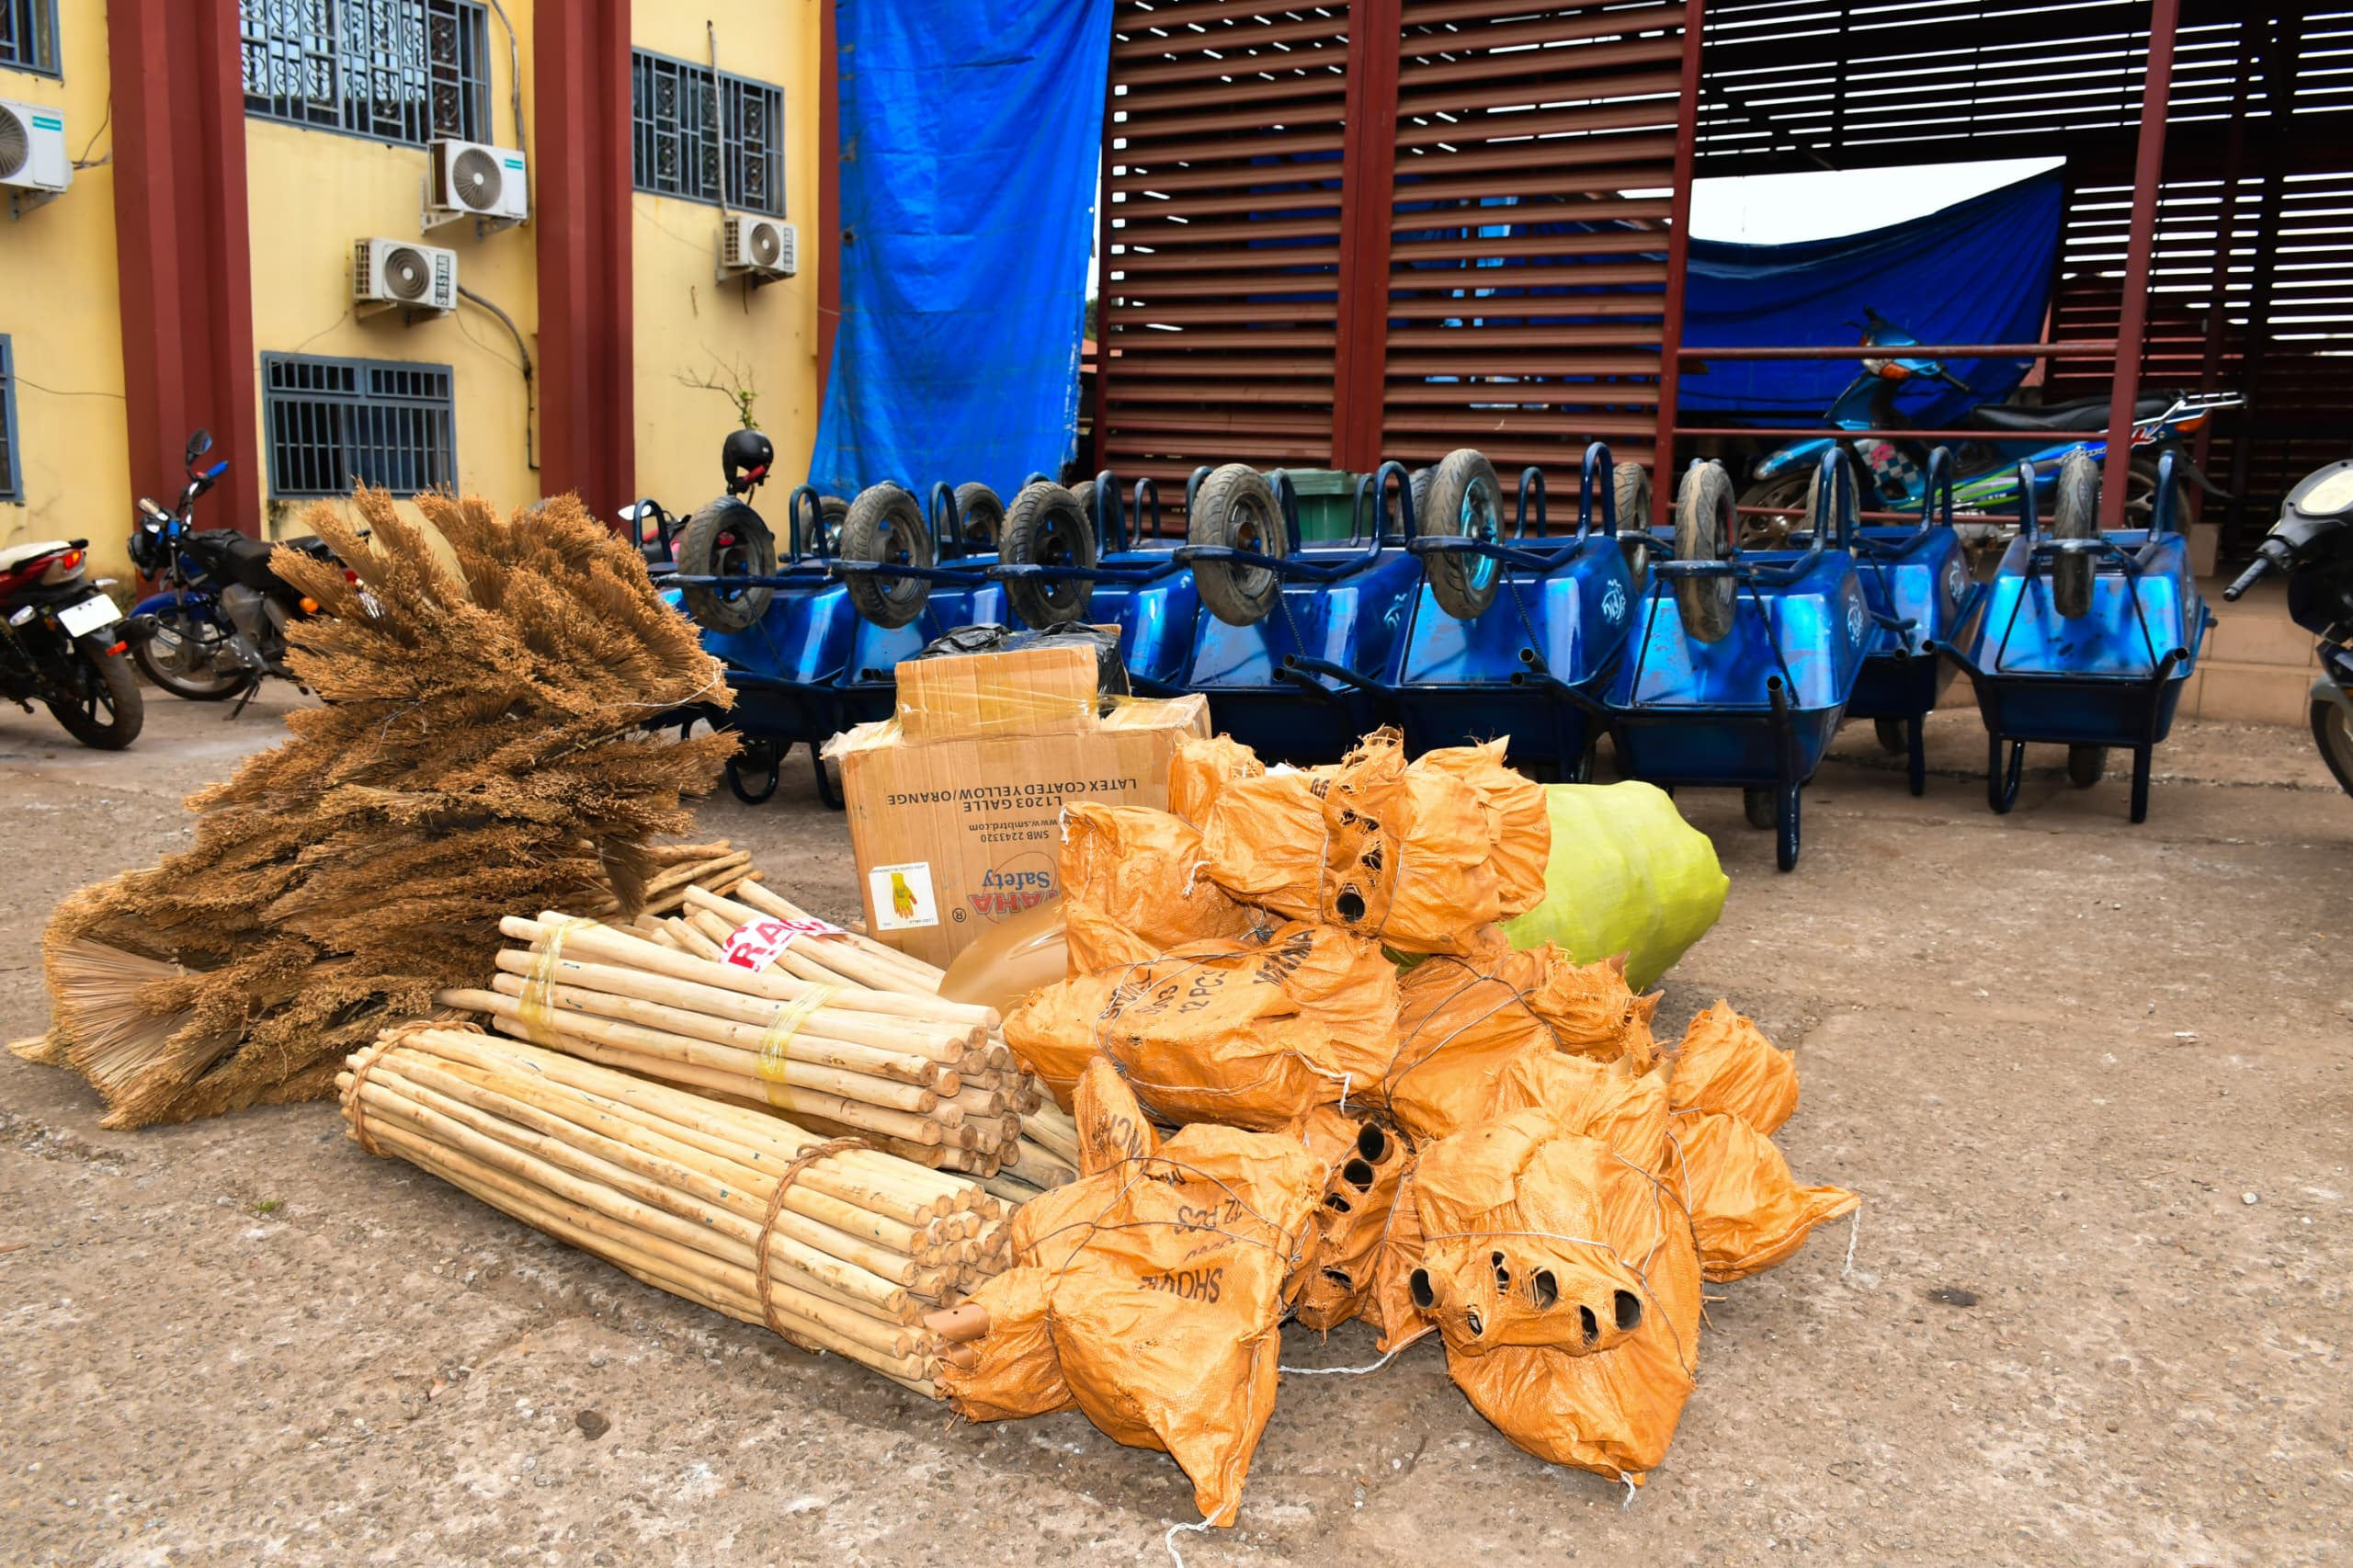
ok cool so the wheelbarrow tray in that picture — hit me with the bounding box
[1082,552,1200,691]
[1843,525,1984,722]
[663,580,858,744]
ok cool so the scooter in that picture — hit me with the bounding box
[2222,459,2353,797]
[126,429,346,709]
[1743,308,2242,537]
[0,535,143,749]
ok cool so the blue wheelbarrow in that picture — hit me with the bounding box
[987,472,1200,691]
[1606,449,1875,871]
[656,484,861,806]
[1390,442,1650,779]
[1172,461,1425,764]
[1936,449,2209,823]
[827,479,1010,733]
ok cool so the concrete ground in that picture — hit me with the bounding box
[2,689,2347,1567]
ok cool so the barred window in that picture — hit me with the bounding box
[0,0,60,76]
[240,0,489,147]
[262,352,457,499]
[631,49,785,217]
[0,336,20,504]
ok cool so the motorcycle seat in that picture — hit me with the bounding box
[1966,392,2178,433]
[0,540,73,573]
[188,528,295,593]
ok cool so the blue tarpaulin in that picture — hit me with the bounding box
[1680,173,2065,426]
[809,1,1113,501]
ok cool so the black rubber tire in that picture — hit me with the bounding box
[1612,461,1653,593]
[2314,698,2353,800]
[2067,744,2109,788]
[1673,461,1738,642]
[1806,461,1859,548]
[953,483,1005,551]
[676,497,777,631]
[1418,448,1506,621]
[839,484,937,630]
[1189,463,1287,626]
[132,606,246,700]
[1743,787,1777,829]
[1001,482,1099,629]
[1873,716,1908,756]
[2125,455,2192,533]
[1068,479,1097,538]
[726,739,782,805]
[1405,466,1431,540]
[1737,470,1812,551]
[808,494,849,556]
[2051,449,2101,620]
[48,650,144,750]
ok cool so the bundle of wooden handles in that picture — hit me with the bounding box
[338,1024,1009,1394]
[433,882,1046,1176]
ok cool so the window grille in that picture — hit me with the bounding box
[240,0,489,147]
[631,49,786,216]
[0,0,60,76]
[261,352,457,499]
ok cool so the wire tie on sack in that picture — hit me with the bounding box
[756,984,840,1108]
[1279,1345,1402,1377]
[518,915,597,1046]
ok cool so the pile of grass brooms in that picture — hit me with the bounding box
[17,486,737,1128]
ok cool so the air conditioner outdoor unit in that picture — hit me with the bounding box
[353,236,458,314]
[430,138,529,222]
[0,97,73,207]
[720,214,797,281]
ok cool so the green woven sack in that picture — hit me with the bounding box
[1499,782,1727,991]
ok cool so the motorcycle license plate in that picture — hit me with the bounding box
[56,596,123,639]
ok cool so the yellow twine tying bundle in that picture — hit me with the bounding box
[517,915,597,1046]
[755,984,840,1107]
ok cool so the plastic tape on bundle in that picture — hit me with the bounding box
[519,916,597,1046]
[756,985,841,1107]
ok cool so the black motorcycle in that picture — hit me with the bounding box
[0,534,143,749]
[127,429,343,707]
[2224,459,2353,796]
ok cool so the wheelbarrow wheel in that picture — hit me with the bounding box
[2051,449,2101,619]
[1419,449,1506,621]
[953,483,1006,551]
[726,740,783,805]
[1873,716,1909,755]
[839,483,937,629]
[1776,785,1802,872]
[1190,463,1287,626]
[1001,481,1098,629]
[1612,462,1654,594]
[2066,744,2108,787]
[1743,787,1777,830]
[801,494,849,556]
[1673,461,1739,642]
[675,497,777,631]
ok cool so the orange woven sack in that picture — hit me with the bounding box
[1414,739,1550,914]
[1381,928,1661,1140]
[1004,920,1398,1127]
[1197,730,1543,956]
[1060,803,1256,976]
[1361,1155,1435,1352]
[1169,733,1266,827]
[1281,1107,1415,1330]
[1670,1108,1859,1281]
[1407,1108,1703,1481]
[941,1064,1324,1528]
[1669,1000,1799,1135]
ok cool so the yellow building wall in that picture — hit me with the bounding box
[628,0,824,519]
[242,0,539,540]
[0,9,133,580]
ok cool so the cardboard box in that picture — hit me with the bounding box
[828,643,1210,969]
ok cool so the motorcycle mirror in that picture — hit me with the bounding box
[185,428,214,469]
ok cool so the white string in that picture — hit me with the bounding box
[1165,1517,1214,1567]
[1841,1203,1861,1280]
[1279,1346,1401,1377]
[1618,1470,1638,1510]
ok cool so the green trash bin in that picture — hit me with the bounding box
[1267,468,1359,542]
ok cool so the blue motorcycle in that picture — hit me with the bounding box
[1740,308,2242,543]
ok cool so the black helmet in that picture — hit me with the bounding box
[722,428,775,494]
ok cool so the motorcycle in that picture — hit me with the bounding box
[0,533,143,750]
[1742,308,2244,541]
[2223,459,2353,797]
[126,429,345,707]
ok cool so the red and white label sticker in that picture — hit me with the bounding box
[721,915,848,972]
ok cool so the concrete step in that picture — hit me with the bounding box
[2186,576,2319,726]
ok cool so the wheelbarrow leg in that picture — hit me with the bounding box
[812,741,844,812]
[1987,733,2023,814]
[726,742,782,806]
[1776,781,1802,872]
[1905,712,1927,798]
[2129,744,2153,824]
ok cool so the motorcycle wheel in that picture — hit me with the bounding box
[2312,697,2353,799]
[1737,471,1813,550]
[48,649,144,750]
[2126,455,2194,532]
[132,606,248,700]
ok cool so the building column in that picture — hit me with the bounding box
[535,0,634,522]
[107,0,260,537]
